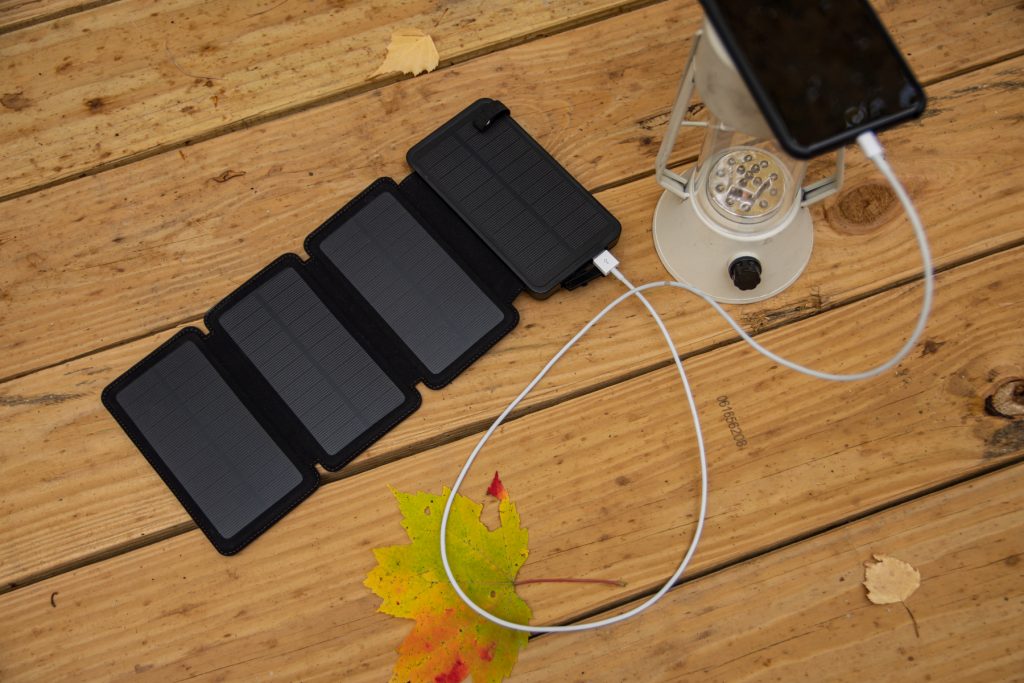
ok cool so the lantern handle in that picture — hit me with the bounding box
[654,30,707,201]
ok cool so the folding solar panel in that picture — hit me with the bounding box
[104,99,621,554]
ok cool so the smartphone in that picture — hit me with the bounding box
[699,0,926,159]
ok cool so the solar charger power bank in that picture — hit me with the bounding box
[103,100,620,554]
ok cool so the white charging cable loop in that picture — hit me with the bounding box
[439,131,932,634]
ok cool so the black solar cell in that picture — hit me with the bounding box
[318,191,504,375]
[113,338,304,540]
[408,101,620,295]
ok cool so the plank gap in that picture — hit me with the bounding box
[0,0,124,36]
[0,311,204,386]
[2,521,193,594]
[5,219,1020,397]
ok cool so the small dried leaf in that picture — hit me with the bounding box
[374,28,439,77]
[863,554,920,604]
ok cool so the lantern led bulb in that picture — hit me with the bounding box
[706,147,787,222]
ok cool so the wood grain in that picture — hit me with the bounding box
[514,464,1024,682]
[0,0,653,199]
[0,0,110,32]
[3,55,1023,590]
[2,0,1023,380]
[1,238,1020,679]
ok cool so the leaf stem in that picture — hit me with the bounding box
[901,600,920,638]
[514,577,626,587]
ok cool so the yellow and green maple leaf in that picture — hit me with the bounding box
[364,473,531,683]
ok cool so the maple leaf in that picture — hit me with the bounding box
[863,554,921,637]
[365,472,531,683]
[373,28,440,77]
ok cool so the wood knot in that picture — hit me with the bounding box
[211,169,246,183]
[827,182,898,235]
[1,91,31,111]
[986,379,1024,418]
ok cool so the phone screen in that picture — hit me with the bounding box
[701,0,925,158]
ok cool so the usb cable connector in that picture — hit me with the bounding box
[592,250,620,276]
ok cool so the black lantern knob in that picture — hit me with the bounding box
[729,257,762,291]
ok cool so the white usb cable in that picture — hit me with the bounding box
[439,131,932,633]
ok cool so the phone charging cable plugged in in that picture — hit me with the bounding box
[439,131,933,634]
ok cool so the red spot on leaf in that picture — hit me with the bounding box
[486,471,508,501]
[479,643,496,662]
[434,657,469,683]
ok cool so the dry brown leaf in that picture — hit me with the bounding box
[863,554,920,604]
[373,28,439,77]
[864,554,921,637]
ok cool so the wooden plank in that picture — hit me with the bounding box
[515,464,1024,682]
[0,239,1020,679]
[2,0,1023,381]
[0,0,654,199]
[0,0,108,33]
[3,55,1023,590]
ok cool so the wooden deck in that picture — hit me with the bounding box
[1,0,1022,680]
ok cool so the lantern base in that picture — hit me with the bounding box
[652,188,813,304]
